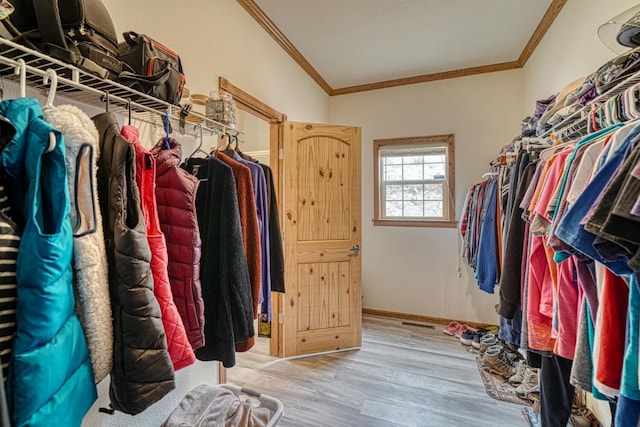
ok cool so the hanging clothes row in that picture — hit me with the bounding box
[213,134,285,315]
[459,148,515,293]
[180,132,285,366]
[0,94,286,426]
[586,82,640,133]
[461,118,640,425]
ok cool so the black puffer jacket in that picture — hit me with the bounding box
[93,112,175,414]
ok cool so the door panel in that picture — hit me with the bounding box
[283,122,361,357]
[297,261,350,330]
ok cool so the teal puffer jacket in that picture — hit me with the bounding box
[1,98,97,426]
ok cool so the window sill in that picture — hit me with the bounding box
[372,219,458,228]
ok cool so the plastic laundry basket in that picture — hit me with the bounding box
[163,383,284,427]
[219,384,284,426]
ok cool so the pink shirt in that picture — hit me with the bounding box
[553,256,580,360]
[527,235,556,352]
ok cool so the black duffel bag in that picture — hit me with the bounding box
[2,0,122,79]
[117,31,185,105]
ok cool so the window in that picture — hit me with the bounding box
[373,134,455,227]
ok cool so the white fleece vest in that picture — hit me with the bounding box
[44,104,113,383]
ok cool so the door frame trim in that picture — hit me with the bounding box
[218,77,286,358]
[219,77,286,123]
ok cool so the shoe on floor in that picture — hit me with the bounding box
[471,329,491,349]
[443,321,461,336]
[484,325,499,335]
[472,332,483,349]
[455,324,475,339]
[482,346,516,379]
[508,360,527,384]
[460,329,476,346]
[478,334,498,354]
[515,367,539,397]
[502,347,521,364]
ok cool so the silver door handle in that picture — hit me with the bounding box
[348,244,360,256]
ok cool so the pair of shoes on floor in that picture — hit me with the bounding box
[443,321,461,336]
[468,326,499,349]
[509,360,528,384]
[443,321,475,338]
[477,333,498,353]
[481,345,517,379]
[462,326,494,347]
[460,329,478,346]
[515,366,539,398]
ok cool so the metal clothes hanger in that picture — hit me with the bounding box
[42,69,58,153]
[14,59,25,98]
[163,112,171,149]
[186,124,208,161]
[221,132,237,157]
[103,91,110,112]
[43,69,57,107]
[208,128,221,156]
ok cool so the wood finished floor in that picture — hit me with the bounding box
[227,315,525,427]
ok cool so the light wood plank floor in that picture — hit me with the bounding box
[227,315,526,427]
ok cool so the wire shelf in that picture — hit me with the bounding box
[0,36,239,137]
[542,70,640,140]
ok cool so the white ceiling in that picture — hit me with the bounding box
[253,0,553,89]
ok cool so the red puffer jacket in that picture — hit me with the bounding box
[151,137,205,350]
[122,126,196,370]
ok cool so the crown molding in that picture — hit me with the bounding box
[331,61,520,96]
[239,0,567,96]
[236,0,334,96]
[518,0,568,67]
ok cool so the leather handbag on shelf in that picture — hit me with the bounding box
[1,0,122,79]
[117,31,185,105]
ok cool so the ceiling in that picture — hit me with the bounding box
[238,0,567,95]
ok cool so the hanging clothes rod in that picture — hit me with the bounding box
[540,68,640,139]
[130,114,224,139]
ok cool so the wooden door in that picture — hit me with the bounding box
[282,122,362,356]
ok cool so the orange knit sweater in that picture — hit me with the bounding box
[215,152,261,352]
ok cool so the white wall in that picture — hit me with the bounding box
[330,70,523,324]
[102,0,330,124]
